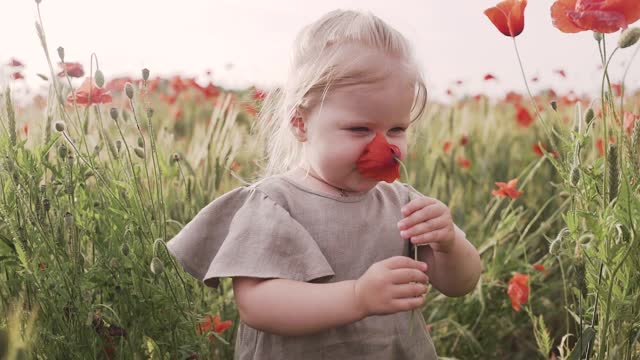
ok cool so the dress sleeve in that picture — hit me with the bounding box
[166,186,335,288]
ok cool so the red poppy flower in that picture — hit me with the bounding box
[504,91,523,104]
[531,76,539,82]
[197,314,233,342]
[532,143,558,158]
[443,140,452,154]
[58,62,85,78]
[624,111,638,136]
[597,136,616,156]
[484,0,528,37]
[457,156,471,169]
[611,83,622,97]
[492,178,524,199]
[67,78,113,107]
[8,58,24,67]
[515,104,534,127]
[356,132,401,183]
[10,72,24,80]
[507,272,530,311]
[551,0,640,33]
[533,263,548,275]
[484,73,497,81]
[460,135,469,146]
[554,69,567,78]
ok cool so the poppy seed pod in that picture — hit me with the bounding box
[95,70,105,87]
[125,83,134,99]
[54,121,66,132]
[619,28,640,49]
[150,257,164,275]
[57,46,65,62]
[142,68,150,81]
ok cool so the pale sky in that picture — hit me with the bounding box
[2,0,639,101]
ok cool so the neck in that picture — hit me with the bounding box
[300,168,350,197]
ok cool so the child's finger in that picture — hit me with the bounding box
[400,197,437,216]
[391,283,427,299]
[411,227,449,245]
[385,256,427,271]
[398,203,440,231]
[391,295,425,312]
[389,268,429,284]
[399,215,448,240]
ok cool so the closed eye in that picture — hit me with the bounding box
[348,127,369,132]
[390,127,406,132]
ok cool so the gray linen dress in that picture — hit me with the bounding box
[167,174,438,360]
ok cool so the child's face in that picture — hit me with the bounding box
[298,45,416,193]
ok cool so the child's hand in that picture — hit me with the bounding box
[354,256,429,317]
[397,197,456,253]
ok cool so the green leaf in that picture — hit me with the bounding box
[567,326,596,360]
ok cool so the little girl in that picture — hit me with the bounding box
[168,9,482,359]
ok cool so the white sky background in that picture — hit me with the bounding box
[1,0,639,102]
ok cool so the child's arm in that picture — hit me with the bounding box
[418,224,481,297]
[233,256,429,337]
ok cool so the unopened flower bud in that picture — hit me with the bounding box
[110,107,119,121]
[137,136,144,148]
[584,108,595,126]
[574,257,587,298]
[146,108,154,119]
[570,166,580,186]
[150,257,164,275]
[134,147,145,159]
[58,144,67,158]
[115,139,122,153]
[593,32,602,42]
[121,243,130,256]
[54,121,66,132]
[57,46,65,62]
[171,153,181,163]
[142,68,150,81]
[619,27,640,49]
[125,83,134,99]
[95,70,104,87]
[550,101,557,111]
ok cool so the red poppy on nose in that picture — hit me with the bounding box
[356,132,401,183]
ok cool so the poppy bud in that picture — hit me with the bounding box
[137,136,144,148]
[550,101,557,111]
[570,166,580,186]
[584,108,595,126]
[146,108,154,119]
[93,144,101,157]
[115,139,122,154]
[608,143,619,203]
[142,68,150,81]
[171,153,181,163]
[121,243,130,256]
[593,32,602,42]
[549,228,568,256]
[125,82,134,99]
[55,121,66,132]
[57,46,65,62]
[574,257,587,298]
[134,147,145,159]
[150,257,164,275]
[110,107,119,121]
[64,212,74,227]
[618,28,640,49]
[58,143,67,158]
[95,69,105,87]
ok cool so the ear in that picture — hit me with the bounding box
[290,109,307,142]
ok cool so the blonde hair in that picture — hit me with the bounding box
[253,9,428,179]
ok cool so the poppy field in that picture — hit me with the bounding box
[1,1,640,359]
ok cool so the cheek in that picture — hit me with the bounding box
[390,138,408,160]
